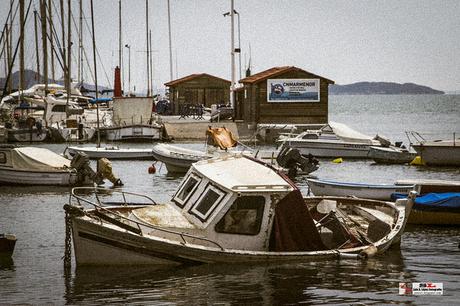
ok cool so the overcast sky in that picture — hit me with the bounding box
[1,0,459,93]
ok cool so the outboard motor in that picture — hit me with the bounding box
[70,152,103,185]
[276,146,319,178]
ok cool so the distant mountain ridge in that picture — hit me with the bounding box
[329,82,444,95]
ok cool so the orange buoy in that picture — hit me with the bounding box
[148,164,156,174]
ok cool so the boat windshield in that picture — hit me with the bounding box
[173,174,201,207]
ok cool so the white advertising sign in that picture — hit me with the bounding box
[267,79,320,102]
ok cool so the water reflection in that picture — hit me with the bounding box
[64,248,416,305]
[0,255,14,271]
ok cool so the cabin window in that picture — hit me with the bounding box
[173,174,201,207]
[215,196,265,235]
[51,105,67,112]
[0,153,6,164]
[189,184,226,221]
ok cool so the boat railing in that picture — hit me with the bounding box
[69,187,225,250]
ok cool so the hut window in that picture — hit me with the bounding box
[173,174,201,208]
[215,196,265,235]
[0,153,6,164]
[189,184,226,221]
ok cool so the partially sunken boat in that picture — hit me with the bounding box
[412,139,460,166]
[65,155,414,266]
[368,145,417,164]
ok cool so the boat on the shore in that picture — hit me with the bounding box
[66,145,155,160]
[0,234,17,257]
[0,145,101,186]
[151,143,212,172]
[368,144,417,164]
[65,155,415,266]
[412,139,460,166]
[277,122,387,158]
[306,178,415,200]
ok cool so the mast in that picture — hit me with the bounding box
[167,0,173,81]
[33,10,40,81]
[66,0,71,109]
[19,0,24,91]
[77,0,82,84]
[118,0,122,94]
[59,0,66,85]
[90,0,100,147]
[145,0,150,96]
[40,0,48,92]
[8,0,13,93]
[48,0,55,82]
[230,0,235,108]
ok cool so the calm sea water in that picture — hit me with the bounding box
[1,95,459,305]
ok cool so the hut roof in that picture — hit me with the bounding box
[165,73,231,87]
[239,66,335,84]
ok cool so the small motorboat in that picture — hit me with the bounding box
[0,234,17,257]
[306,178,415,201]
[368,144,417,164]
[65,155,415,266]
[276,122,392,159]
[66,145,155,160]
[151,143,212,172]
[0,145,105,186]
[412,139,460,166]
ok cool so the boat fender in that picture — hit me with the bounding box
[148,163,156,174]
[410,156,425,166]
[358,245,378,260]
[332,158,343,163]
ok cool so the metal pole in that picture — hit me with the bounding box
[40,0,48,92]
[33,10,40,81]
[145,0,150,96]
[48,0,55,82]
[149,30,154,96]
[236,12,242,81]
[60,0,66,87]
[78,0,82,84]
[230,0,235,109]
[66,0,71,110]
[90,0,100,147]
[167,0,173,81]
[125,44,130,95]
[19,0,24,90]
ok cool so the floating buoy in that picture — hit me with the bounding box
[148,163,156,174]
[410,156,425,166]
[332,158,343,164]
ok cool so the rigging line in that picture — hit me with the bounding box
[1,0,33,98]
[0,0,20,61]
[0,0,15,47]
[82,8,112,88]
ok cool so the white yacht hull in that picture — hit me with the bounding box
[285,140,374,158]
[67,146,155,160]
[49,126,96,142]
[151,144,210,173]
[104,125,162,141]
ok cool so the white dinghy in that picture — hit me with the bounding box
[66,145,155,160]
[65,155,415,266]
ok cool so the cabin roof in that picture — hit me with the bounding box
[164,73,231,86]
[192,155,293,192]
[239,66,335,84]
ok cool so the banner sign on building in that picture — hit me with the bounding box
[267,79,320,102]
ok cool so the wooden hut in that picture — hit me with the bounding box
[165,73,231,115]
[238,66,334,125]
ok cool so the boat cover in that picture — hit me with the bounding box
[112,97,153,125]
[11,147,71,171]
[206,127,237,150]
[392,192,460,212]
[269,189,326,252]
[329,122,377,144]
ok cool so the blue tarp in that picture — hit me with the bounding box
[392,192,460,212]
[89,97,112,104]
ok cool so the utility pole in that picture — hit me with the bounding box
[48,0,55,82]
[40,0,49,92]
[33,10,40,81]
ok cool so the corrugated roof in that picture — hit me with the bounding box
[164,73,231,87]
[239,66,335,84]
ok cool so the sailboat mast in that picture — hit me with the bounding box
[145,0,150,96]
[33,9,40,81]
[59,0,66,86]
[48,0,55,82]
[8,0,13,93]
[40,0,48,92]
[149,29,153,95]
[19,0,25,91]
[90,0,100,147]
[66,0,71,108]
[167,0,173,81]
[77,0,82,84]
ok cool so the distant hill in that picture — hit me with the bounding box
[329,82,444,95]
[0,69,111,94]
